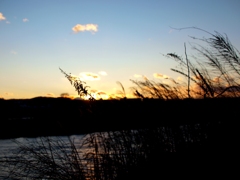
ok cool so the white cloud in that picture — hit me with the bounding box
[98,71,107,76]
[23,18,29,22]
[0,13,6,20]
[72,24,98,33]
[153,73,169,79]
[6,21,10,24]
[79,72,100,81]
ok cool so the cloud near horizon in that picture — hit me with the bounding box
[79,72,100,81]
[177,76,183,81]
[0,13,6,20]
[153,73,169,79]
[5,92,14,96]
[45,93,55,97]
[134,74,142,78]
[98,71,107,76]
[96,91,109,99]
[72,24,98,33]
[59,93,76,99]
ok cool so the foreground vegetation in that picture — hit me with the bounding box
[1,28,239,179]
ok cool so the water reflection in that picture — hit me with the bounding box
[0,126,210,179]
[0,135,85,179]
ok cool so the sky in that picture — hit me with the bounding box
[1,0,240,99]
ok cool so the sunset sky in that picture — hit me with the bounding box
[1,0,240,99]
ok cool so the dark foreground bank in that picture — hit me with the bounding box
[0,97,238,180]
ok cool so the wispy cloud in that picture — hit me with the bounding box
[98,71,107,76]
[23,18,29,22]
[97,91,107,95]
[6,21,10,24]
[169,29,174,34]
[0,12,6,20]
[134,74,142,78]
[80,72,100,81]
[60,93,78,99]
[5,92,14,96]
[60,93,70,98]
[96,91,109,99]
[45,93,55,97]
[72,24,98,33]
[11,50,17,55]
[153,73,169,79]
[177,76,183,81]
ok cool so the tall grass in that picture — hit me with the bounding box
[2,29,239,179]
[2,137,86,179]
[131,28,240,99]
[3,125,213,179]
[59,68,96,101]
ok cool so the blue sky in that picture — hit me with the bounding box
[1,0,240,99]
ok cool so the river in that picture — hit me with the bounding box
[0,127,212,179]
[0,135,85,179]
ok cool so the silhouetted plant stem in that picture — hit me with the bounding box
[184,43,191,98]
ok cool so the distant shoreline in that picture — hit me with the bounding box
[0,97,238,140]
